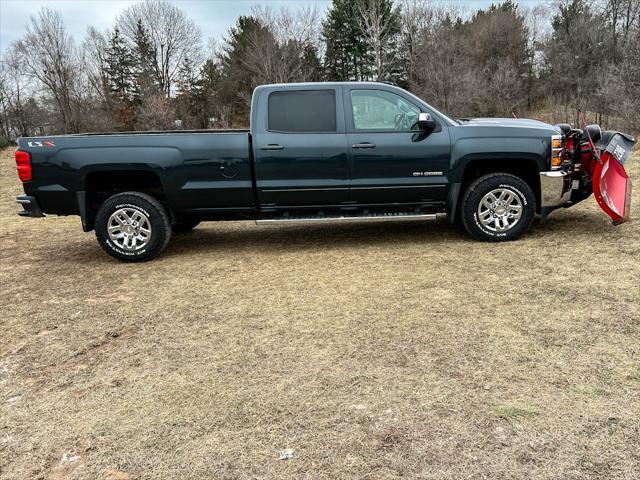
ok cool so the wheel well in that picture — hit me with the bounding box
[460,159,541,213]
[83,171,167,230]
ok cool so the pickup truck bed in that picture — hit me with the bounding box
[21,130,253,217]
[14,82,635,262]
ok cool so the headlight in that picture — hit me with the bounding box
[551,135,563,169]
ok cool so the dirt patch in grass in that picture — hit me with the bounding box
[1,147,639,479]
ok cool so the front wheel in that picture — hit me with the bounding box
[461,173,536,241]
[95,192,172,262]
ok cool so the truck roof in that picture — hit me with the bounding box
[255,81,399,89]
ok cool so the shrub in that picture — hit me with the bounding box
[0,136,13,149]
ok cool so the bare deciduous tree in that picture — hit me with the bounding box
[136,92,175,130]
[253,5,322,48]
[0,60,14,140]
[81,27,111,103]
[0,49,30,137]
[0,49,50,139]
[599,0,640,60]
[400,0,441,85]
[15,8,79,133]
[117,0,202,96]
[411,11,473,115]
[0,53,28,137]
[355,0,402,81]
[251,5,324,82]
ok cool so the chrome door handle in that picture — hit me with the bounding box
[351,142,376,149]
[260,144,284,151]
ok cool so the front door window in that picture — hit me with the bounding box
[350,90,420,131]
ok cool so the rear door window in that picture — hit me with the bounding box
[268,90,337,133]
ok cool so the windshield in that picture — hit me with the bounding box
[400,89,460,126]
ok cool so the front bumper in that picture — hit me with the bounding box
[16,195,45,217]
[539,170,572,208]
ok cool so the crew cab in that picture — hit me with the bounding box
[15,82,636,262]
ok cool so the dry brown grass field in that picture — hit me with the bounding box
[1,147,639,480]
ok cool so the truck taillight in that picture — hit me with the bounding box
[15,150,32,182]
[551,135,563,169]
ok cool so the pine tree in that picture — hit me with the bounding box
[196,59,223,128]
[132,20,158,97]
[106,28,138,102]
[105,28,138,129]
[218,16,274,124]
[175,56,200,128]
[322,0,402,82]
[322,0,370,81]
[176,57,198,96]
[300,44,322,82]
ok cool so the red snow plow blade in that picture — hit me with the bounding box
[592,132,635,225]
[593,152,631,224]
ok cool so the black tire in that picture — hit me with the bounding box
[172,220,200,233]
[461,173,535,241]
[95,192,171,262]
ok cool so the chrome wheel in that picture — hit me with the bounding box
[477,188,523,232]
[107,208,152,251]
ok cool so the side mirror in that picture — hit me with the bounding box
[417,112,436,132]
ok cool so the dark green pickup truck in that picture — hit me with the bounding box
[15,82,635,262]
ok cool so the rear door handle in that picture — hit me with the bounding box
[260,144,284,151]
[351,142,376,149]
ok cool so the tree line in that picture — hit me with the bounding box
[0,0,638,144]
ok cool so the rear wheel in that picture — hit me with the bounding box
[461,173,535,241]
[95,192,171,262]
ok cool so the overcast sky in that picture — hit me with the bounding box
[1,0,546,54]
[0,0,330,52]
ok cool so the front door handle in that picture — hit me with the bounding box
[260,144,284,151]
[351,142,376,149]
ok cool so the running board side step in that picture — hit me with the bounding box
[256,212,444,225]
